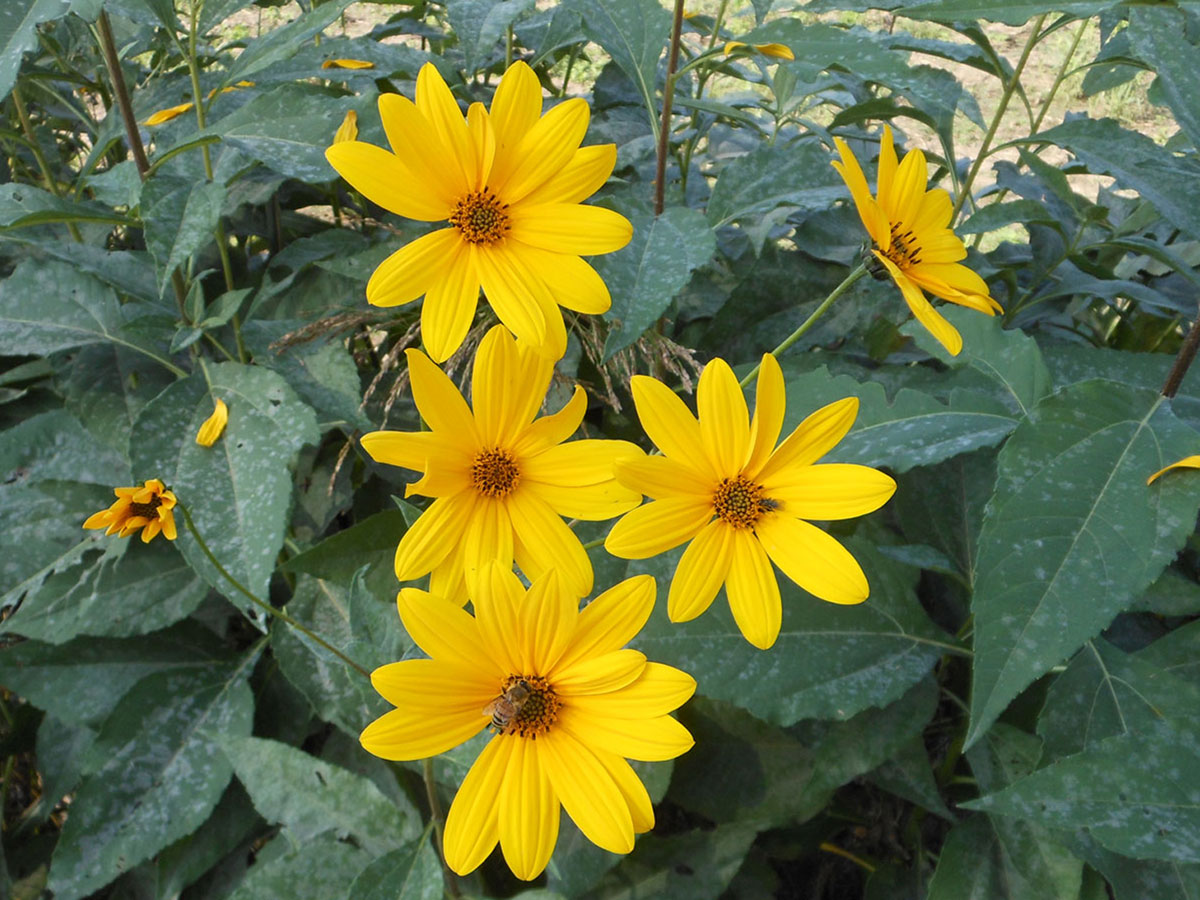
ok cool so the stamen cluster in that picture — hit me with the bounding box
[449,189,511,245]
[470,448,521,497]
[500,674,559,739]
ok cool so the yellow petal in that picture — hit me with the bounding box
[487,60,543,191]
[394,493,472,582]
[552,649,646,696]
[366,228,459,308]
[159,509,177,540]
[604,497,713,560]
[140,519,161,543]
[552,575,656,675]
[1148,455,1200,485]
[667,520,733,622]
[876,125,898,220]
[377,92,460,209]
[473,325,550,448]
[475,563,526,676]
[325,141,451,222]
[507,489,592,596]
[143,101,193,125]
[558,707,694,762]
[361,430,459,473]
[396,586,493,667]
[462,496,516,600]
[359,700,489,761]
[725,530,782,649]
[83,508,115,530]
[466,101,496,193]
[510,386,587,459]
[523,479,643,521]
[754,42,794,60]
[884,144,928,227]
[406,347,479,439]
[371,658,495,712]
[566,661,696,717]
[195,398,228,447]
[594,750,655,833]
[495,98,590,203]
[420,243,481,363]
[697,357,750,475]
[497,737,559,880]
[629,375,712,478]
[537,729,635,853]
[476,245,550,351]
[443,736,509,875]
[764,463,896,520]
[831,137,889,247]
[613,454,712,500]
[322,58,375,69]
[757,396,859,483]
[504,242,612,315]
[521,144,618,207]
[723,41,748,53]
[876,253,963,356]
[755,516,868,605]
[332,109,358,144]
[508,203,633,256]
[524,439,642,488]
[745,353,785,478]
[416,62,476,194]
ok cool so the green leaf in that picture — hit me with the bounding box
[1135,618,1200,690]
[958,199,1064,235]
[780,365,1018,473]
[0,0,71,103]
[131,363,319,605]
[227,833,371,900]
[597,207,715,359]
[283,509,409,599]
[225,0,355,85]
[966,381,1200,746]
[570,0,670,127]
[223,736,419,854]
[348,839,444,900]
[867,734,953,819]
[1127,9,1200,150]
[966,719,1200,863]
[707,141,846,233]
[46,652,257,900]
[0,183,134,229]
[1068,832,1200,900]
[449,0,536,74]
[0,622,228,729]
[1031,117,1200,240]
[630,537,954,725]
[853,0,1114,25]
[2,537,210,644]
[1131,569,1200,617]
[1037,639,1200,761]
[903,305,1052,417]
[140,176,225,296]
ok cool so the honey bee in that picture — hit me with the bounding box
[483,679,532,732]
[759,497,781,512]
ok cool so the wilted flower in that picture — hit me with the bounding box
[83,479,178,543]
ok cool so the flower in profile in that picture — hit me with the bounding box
[1147,455,1200,485]
[322,58,375,69]
[605,354,896,649]
[831,125,1002,356]
[195,398,228,447]
[362,325,642,599]
[83,478,178,543]
[333,109,358,144]
[325,61,632,362]
[360,567,695,880]
[723,41,795,60]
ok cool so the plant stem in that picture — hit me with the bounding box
[11,86,83,242]
[1161,301,1200,399]
[654,0,687,216]
[176,500,371,679]
[951,14,1047,222]
[423,758,461,898]
[738,264,868,388]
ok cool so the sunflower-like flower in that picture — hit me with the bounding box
[361,568,695,880]
[83,478,178,543]
[604,354,896,649]
[831,125,1002,356]
[362,325,642,599]
[325,61,632,362]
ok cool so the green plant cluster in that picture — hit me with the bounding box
[2,0,1200,898]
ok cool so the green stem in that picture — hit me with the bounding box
[423,759,461,898]
[951,14,1047,222]
[11,86,83,242]
[738,264,868,388]
[176,500,371,679]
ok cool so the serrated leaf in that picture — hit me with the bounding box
[225,0,355,84]
[1127,9,1200,149]
[0,0,71,103]
[283,509,409,599]
[0,183,134,229]
[867,734,953,819]
[140,177,225,297]
[966,381,1200,746]
[570,0,670,126]
[224,736,419,854]
[46,653,257,900]
[1068,831,1200,900]
[227,833,371,900]
[131,363,319,605]
[707,141,846,233]
[780,364,1017,473]
[966,720,1200,863]
[630,537,954,725]
[348,839,444,900]
[597,206,715,359]
[449,0,536,74]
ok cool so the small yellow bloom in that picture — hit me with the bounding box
[361,325,643,599]
[83,479,178,543]
[196,398,229,447]
[333,109,358,144]
[322,58,375,69]
[143,101,194,126]
[1147,455,1200,485]
[325,60,633,362]
[605,354,896,650]
[360,567,695,880]
[723,41,795,60]
[831,125,1003,356]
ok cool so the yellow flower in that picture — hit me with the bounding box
[1147,455,1200,484]
[360,567,696,880]
[333,109,358,144]
[831,125,1002,356]
[195,398,228,447]
[325,61,633,363]
[143,101,194,126]
[83,479,178,543]
[322,58,375,69]
[361,325,643,599]
[723,41,795,60]
[604,354,896,650]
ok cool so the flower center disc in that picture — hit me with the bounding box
[449,189,510,245]
[713,474,776,529]
[884,221,922,268]
[501,674,559,738]
[128,497,162,519]
[471,448,520,498]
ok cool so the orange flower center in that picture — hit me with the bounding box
[712,475,778,529]
[128,496,162,519]
[449,189,510,245]
[491,674,559,738]
[470,448,520,498]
